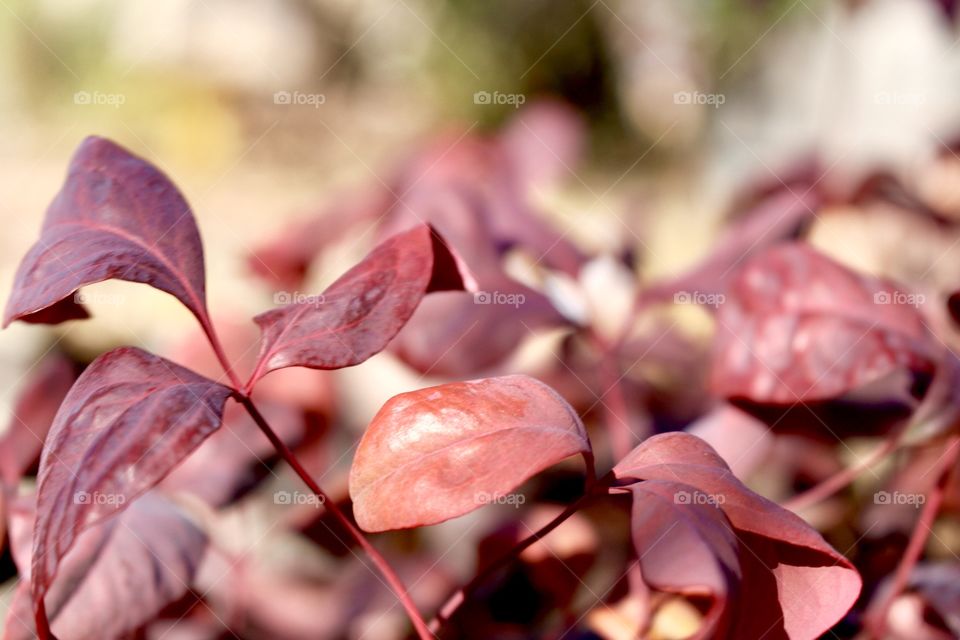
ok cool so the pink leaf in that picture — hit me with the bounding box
[30,347,231,616]
[248,224,473,385]
[614,433,861,639]
[349,375,590,532]
[4,137,211,328]
[644,189,819,304]
[0,354,77,486]
[711,243,935,404]
[6,492,207,640]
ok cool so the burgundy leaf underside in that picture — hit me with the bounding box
[4,136,210,328]
[30,347,230,615]
[248,224,473,386]
[7,492,207,640]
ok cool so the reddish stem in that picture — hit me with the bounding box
[429,476,603,633]
[34,598,54,640]
[198,315,244,390]
[868,435,960,638]
[784,427,904,512]
[236,394,432,640]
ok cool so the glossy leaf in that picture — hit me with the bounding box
[30,347,231,614]
[614,433,861,639]
[349,375,590,532]
[711,242,935,404]
[249,224,473,385]
[7,492,207,640]
[4,137,211,327]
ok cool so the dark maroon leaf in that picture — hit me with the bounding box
[248,224,473,385]
[30,347,231,615]
[0,353,77,486]
[386,191,568,377]
[7,492,207,640]
[711,242,935,404]
[4,137,211,328]
[614,432,861,639]
[349,375,590,532]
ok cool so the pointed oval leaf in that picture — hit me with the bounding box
[349,375,590,532]
[615,433,861,639]
[249,224,474,385]
[711,242,935,404]
[7,492,207,640]
[4,137,210,327]
[30,347,231,613]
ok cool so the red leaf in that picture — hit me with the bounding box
[0,353,77,486]
[6,492,207,640]
[385,191,568,377]
[711,243,935,404]
[614,433,861,639]
[248,224,473,385]
[349,375,590,532]
[4,137,211,328]
[30,347,231,615]
[644,189,818,304]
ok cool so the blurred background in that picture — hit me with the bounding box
[4,0,960,637]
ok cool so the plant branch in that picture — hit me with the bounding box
[429,474,607,633]
[784,426,904,512]
[867,435,960,638]
[34,598,54,640]
[235,394,433,640]
[198,315,243,390]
